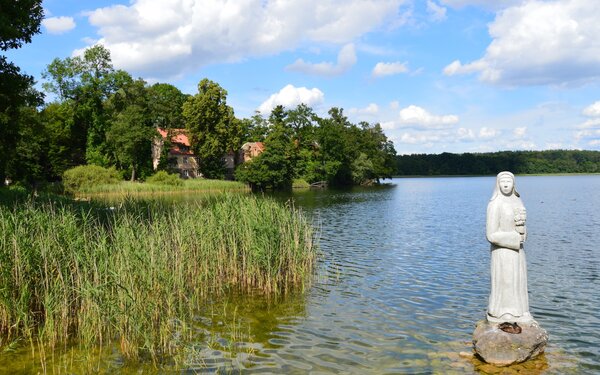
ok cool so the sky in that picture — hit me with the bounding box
[6,0,600,154]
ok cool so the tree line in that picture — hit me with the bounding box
[395,150,600,176]
[1,4,397,190]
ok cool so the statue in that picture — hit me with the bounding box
[472,171,548,366]
[486,171,532,323]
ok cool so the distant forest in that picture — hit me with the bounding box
[395,150,600,176]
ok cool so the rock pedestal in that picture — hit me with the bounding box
[472,320,548,366]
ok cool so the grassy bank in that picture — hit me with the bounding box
[0,193,315,363]
[76,178,248,195]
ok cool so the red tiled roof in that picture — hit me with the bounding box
[156,128,192,147]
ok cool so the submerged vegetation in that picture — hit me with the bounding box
[0,191,315,364]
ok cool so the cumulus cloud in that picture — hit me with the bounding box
[457,127,476,141]
[258,84,325,114]
[513,127,527,138]
[583,101,600,117]
[349,103,379,117]
[286,44,356,76]
[479,127,500,139]
[439,0,521,10]
[397,132,443,144]
[397,105,459,129]
[427,1,447,21]
[83,0,406,77]
[372,61,409,77]
[42,16,76,34]
[443,0,600,86]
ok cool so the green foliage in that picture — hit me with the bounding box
[147,82,188,128]
[395,150,600,176]
[239,105,396,189]
[62,165,121,193]
[0,0,43,183]
[292,179,310,189]
[105,77,154,181]
[145,171,183,186]
[236,110,294,190]
[183,78,242,178]
[0,0,43,51]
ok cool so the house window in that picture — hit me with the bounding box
[183,170,189,178]
[183,156,188,164]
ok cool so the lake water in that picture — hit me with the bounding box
[2,175,599,374]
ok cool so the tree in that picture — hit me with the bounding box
[236,117,294,190]
[105,76,153,181]
[183,78,242,178]
[42,45,127,166]
[0,0,44,183]
[147,83,188,129]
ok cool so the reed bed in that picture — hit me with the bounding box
[0,193,315,363]
[78,179,248,195]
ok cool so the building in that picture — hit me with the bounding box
[152,128,200,178]
[239,142,265,163]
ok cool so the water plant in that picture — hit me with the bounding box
[0,193,315,364]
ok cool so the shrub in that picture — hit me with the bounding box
[62,165,121,194]
[145,171,183,186]
[292,178,310,189]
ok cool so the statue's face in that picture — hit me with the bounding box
[499,176,514,196]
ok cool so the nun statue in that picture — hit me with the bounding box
[473,171,547,366]
[486,171,533,323]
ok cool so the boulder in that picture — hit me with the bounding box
[472,319,548,366]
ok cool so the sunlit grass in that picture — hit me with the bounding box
[0,192,315,364]
[77,178,248,195]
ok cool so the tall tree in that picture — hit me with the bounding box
[0,0,43,183]
[147,83,188,129]
[42,45,127,166]
[183,78,241,178]
[235,111,295,190]
[105,76,153,181]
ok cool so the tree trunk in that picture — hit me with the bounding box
[130,165,136,181]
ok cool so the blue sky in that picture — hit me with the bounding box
[6,0,600,154]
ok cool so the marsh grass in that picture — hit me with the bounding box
[77,179,248,195]
[0,192,315,365]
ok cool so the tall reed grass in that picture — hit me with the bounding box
[0,193,315,363]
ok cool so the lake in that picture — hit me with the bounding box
[2,175,598,374]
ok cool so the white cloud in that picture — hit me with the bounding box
[258,84,324,114]
[349,103,379,117]
[84,0,407,78]
[575,129,600,141]
[440,0,521,10]
[397,105,459,128]
[397,132,443,144]
[286,44,356,76]
[427,1,447,21]
[504,140,537,150]
[389,100,400,110]
[513,127,527,138]
[457,127,476,141]
[578,118,600,129]
[372,61,409,77]
[583,101,600,117]
[443,0,600,86]
[42,16,76,34]
[479,127,500,139]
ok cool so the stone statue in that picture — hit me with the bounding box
[472,171,548,366]
[485,171,532,323]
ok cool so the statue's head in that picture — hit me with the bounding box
[491,171,520,200]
